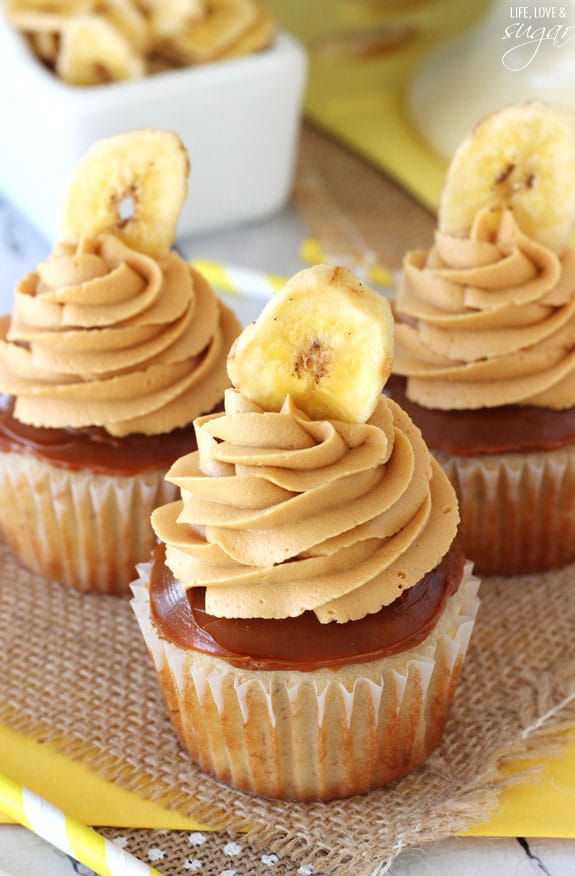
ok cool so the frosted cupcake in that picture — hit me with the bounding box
[0,129,241,593]
[388,100,575,576]
[131,265,480,801]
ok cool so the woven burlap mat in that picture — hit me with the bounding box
[1,531,575,876]
[293,121,437,278]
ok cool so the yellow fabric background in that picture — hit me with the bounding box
[266,0,492,211]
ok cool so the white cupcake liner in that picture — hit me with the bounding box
[131,561,480,801]
[436,445,575,575]
[0,450,177,593]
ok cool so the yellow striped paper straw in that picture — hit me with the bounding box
[191,249,392,302]
[191,258,286,300]
[0,771,163,876]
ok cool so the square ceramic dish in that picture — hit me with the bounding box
[0,14,307,242]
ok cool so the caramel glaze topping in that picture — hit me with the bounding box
[0,394,203,475]
[149,541,464,671]
[386,376,575,457]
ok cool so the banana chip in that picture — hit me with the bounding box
[60,130,189,257]
[56,14,145,85]
[92,0,150,53]
[158,0,267,65]
[27,29,59,64]
[137,0,206,39]
[5,0,275,84]
[5,0,90,32]
[439,101,575,251]
[227,265,395,423]
[218,2,275,60]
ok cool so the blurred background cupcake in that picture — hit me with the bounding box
[388,99,575,576]
[0,128,241,593]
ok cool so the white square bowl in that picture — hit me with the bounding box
[0,16,307,243]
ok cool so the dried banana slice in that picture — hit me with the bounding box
[227,265,395,423]
[56,14,145,85]
[28,30,60,65]
[218,2,275,59]
[4,0,90,32]
[138,0,206,40]
[60,129,189,257]
[160,0,263,64]
[91,0,150,54]
[439,100,575,251]
[146,53,178,76]
[145,53,177,74]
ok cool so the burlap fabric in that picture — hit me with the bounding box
[1,532,575,875]
[2,128,575,874]
[293,122,437,278]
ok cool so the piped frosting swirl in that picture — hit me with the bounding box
[393,210,575,410]
[0,235,241,436]
[151,388,459,624]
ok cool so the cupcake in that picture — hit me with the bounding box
[131,265,480,802]
[0,129,241,593]
[388,100,575,576]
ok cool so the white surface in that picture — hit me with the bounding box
[1,184,575,875]
[0,16,307,241]
[0,825,574,875]
[409,0,575,161]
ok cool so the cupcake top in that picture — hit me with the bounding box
[393,100,575,411]
[0,130,241,437]
[152,265,460,624]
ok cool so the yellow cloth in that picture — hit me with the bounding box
[466,735,575,837]
[0,724,200,829]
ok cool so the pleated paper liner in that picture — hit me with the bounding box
[0,450,176,593]
[131,561,479,801]
[436,445,575,576]
[2,535,575,875]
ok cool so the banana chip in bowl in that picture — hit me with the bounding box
[4,0,276,85]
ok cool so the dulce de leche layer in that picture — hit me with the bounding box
[386,375,575,456]
[0,394,213,475]
[393,210,575,411]
[151,389,459,625]
[150,542,464,670]
[0,235,241,437]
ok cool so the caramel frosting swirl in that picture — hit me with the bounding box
[393,210,575,410]
[151,388,459,624]
[0,235,241,436]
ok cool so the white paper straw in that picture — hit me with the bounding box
[0,771,163,876]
